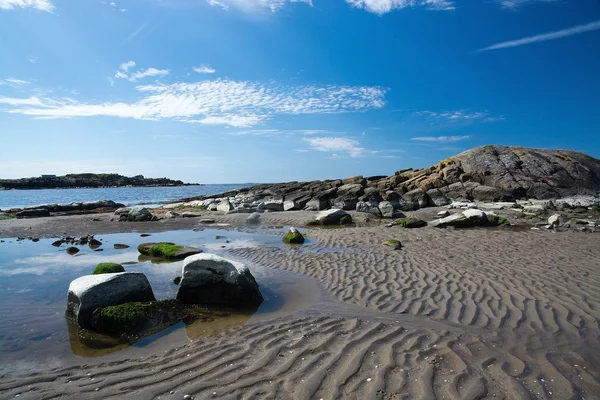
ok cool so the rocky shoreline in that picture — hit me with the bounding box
[0,173,197,190]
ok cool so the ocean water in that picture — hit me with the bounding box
[0,184,251,210]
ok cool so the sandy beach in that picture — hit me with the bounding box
[0,211,599,399]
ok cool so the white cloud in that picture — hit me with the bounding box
[411,135,472,142]
[114,61,170,82]
[193,64,216,74]
[477,20,600,52]
[207,0,313,13]
[1,79,387,127]
[0,0,54,12]
[304,137,366,157]
[346,0,454,14]
[0,78,30,87]
[497,0,557,9]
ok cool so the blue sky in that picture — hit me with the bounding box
[0,0,599,184]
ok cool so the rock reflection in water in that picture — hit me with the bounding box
[183,306,258,341]
[67,318,130,358]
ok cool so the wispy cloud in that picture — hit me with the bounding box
[193,64,216,74]
[124,21,151,44]
[497,0,557,9]
[100,0,127,12]
[0,78,30,87]
[207,0,313,13]
[0,0,54,12]
[413,110,499,121]
[346,0,454,15]
[304,137,366,157]
[0,79,387,127]
[477,20,600,52]
[227,129,337,136]
[114,61,169,82]
[411,135,472,142]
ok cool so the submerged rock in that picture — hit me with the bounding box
[66,272,156,328]
[66,246,80,255]
[282,227,305,244]
[176,254,263,307]
[114,243,130,250]
[137,242,202,261]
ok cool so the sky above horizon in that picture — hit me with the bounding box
[1,0,599,184]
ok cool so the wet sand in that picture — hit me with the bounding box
[0,211,599,399]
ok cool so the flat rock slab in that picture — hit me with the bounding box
[66,272,156,328]
[138,242,202,261]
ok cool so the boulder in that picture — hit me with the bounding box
[165,211,181,219]
[263,198,284,211]
[472,185,508,202]
[332,196,358,211]
[378,201,395,218]
[114,207,131,216]
[137,242,202,261]
[128,208,153,222]
[356,201,381,216]
[342,175,367,186]
[176,254,263,307]
[66,246,80,255]
[315,209,353,225]
[247,212,261,224]
[426,189,449,207]
[92,263,125,275]
[548,214,561,229]
[282,227,305,244]
[66,272,156,328]
[217,200,233,212]
[403,189,429,210]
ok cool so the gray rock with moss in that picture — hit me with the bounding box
[66,272,156,328]
[92,262,125,275]
[283,227,305,244]
[90,300,185,336]
[176,254,263,307]
[138,242,202,261]
[393,218,427,228]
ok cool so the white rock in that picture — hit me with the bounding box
[315,209,352,225]
[548,214,561,228]
[247,212,261,223]
[462,208,485,219]
[378,201,394,218]
[216,200,233,212]
[66,273,155,328]
[437,210,450,217]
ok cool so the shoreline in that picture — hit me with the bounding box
[0,211,599,399]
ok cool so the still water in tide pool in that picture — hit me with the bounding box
[0,228,323,373]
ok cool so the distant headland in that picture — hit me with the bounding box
[0,174,198,190]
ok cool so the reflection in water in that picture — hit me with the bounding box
[67,318,130,358]
[183,307,258,341]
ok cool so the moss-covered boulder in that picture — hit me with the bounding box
[313,209,353,226]
[393,218,427,228]
[384,239,402,250]
[92,262,125,275]
[89,300,185,336]
[283,227,305,244]
[137,242,202,261]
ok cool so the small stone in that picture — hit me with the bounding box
[66,246,80,255]
[114,243,130,250]
[173,277,182,285]
[140,233,151,237]
[183,395,193,400]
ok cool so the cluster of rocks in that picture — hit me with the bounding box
[66,253,263,337]
[5,200,125,218]
[175,146,600,217]
[0,173,194,190]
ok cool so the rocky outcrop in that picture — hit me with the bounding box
[9,200,125,218]
[429,209,508,228]
[172,146,600,217]
[66,272,156,328]
[0,173,195,190]
[126,207,154,222]
[176,254,263,307]
[137,242,202,261]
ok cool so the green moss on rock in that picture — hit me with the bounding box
[283,230,305,244]
[92,262,125,275]
[306,219,320,226]
[394,218,427,228]
[90,300,184,336]
[340,215,352,225]
[384,239,402,249]
[137,242,201,261]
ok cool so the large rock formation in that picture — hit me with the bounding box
[176,254,263,307]
[173,145,600,216]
